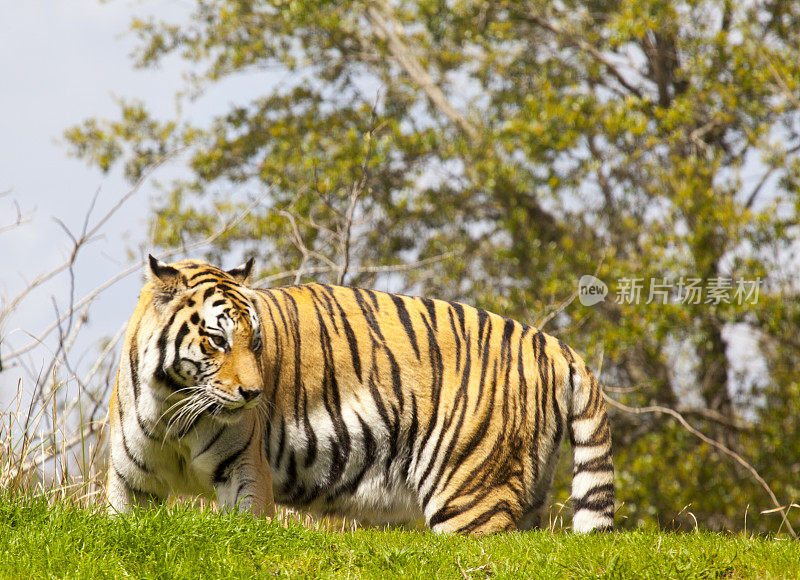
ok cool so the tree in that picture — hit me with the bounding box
[67,0,800,533]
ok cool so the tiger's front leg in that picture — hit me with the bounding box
[106,461,166,514]
[212,432,276,517]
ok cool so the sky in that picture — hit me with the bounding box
[0,0,195,399]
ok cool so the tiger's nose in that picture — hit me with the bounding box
[238,386,261,403]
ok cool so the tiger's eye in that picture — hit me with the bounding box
[251,334,262,353]
[209,334,227,350]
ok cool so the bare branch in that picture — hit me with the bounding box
[3,187,272,367]
[366,1,480,142]
[278,208,340,276]
[0,199,33,235]
[253,252,457,288]
[521,11,644,100]
[604,394,796,538]
[744,142,800,209]
[337,164,365,286]
[0,150,180,334]
[673,405,754,432]
[337,113,380,285]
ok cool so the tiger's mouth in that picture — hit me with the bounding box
[216,398,259,413]
[206,389,261,422]
[165,384,261,426]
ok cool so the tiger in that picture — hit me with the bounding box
[106,256,615,534]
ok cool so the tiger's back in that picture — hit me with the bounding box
[107,258,614,534]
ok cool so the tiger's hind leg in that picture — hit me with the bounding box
[425,486,525,535]
[517,443,564,531]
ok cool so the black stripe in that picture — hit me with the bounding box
[390,294,420,360]
[120,426,152,473]
[499,321,515,420]
[263,420,272,463]
[194,426,226,459]
[327,413,376,500]
[190,276,230,288]
[112,465,155,500]
[447,307,462,372]
[274,416,286,470]
[134,405,159,440]
[573,483,615,512]
[536,331,548,437]
[449,301,467,336]
[259,291,288,411]
[368,370,393,434]
[474,316,493,411]
[213,422,256,484]
[401,393,419,482]
[428,494,484,528]
[317,285,363,382]
[385,406,400,477]
[573,456,614,474]
[188,267,220,280]
[442,402,511,501]
[311,293,361,388]
[458,501,516,533]
[551,360,564,446]
[364,288,381,310]
[281,450,299,499]
[571,414,610,447]
[214,283,240,295]
[438,390,498,494]
[421,347,471,506]
[302,388,318,468]
[385,346,405,414]
[501,319,515,354]
[308,285,340,335]
[419,297,438,329]
[352,288,386,343]
[416,315,443,463]
[517,326,529,423]
[171,322,191,371]
[154,312,180,390]
[318,315,351,487]
[129,333,140,402]
[476,308,489,344]
[566,365,578,420]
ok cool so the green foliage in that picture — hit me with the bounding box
[1,495,798,579]
[66,0,800,532]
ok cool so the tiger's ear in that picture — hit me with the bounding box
[148,255,185,293]
[226,257,255,285]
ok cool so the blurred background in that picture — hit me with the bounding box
[2,0,799,534]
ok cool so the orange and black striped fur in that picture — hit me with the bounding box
[107,257,614,533]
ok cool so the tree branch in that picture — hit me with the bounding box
[366,1,480,142]
[521,11,644,100]
[604,395,796,538]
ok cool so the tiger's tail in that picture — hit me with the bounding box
[568,363,615,532]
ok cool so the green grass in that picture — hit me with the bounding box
[0,495,797,579]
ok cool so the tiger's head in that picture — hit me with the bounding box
[143,255,264,424]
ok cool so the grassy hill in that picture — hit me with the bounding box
[1,495,797,579]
